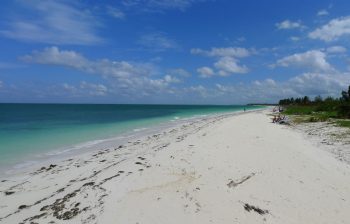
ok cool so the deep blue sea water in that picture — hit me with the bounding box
[0,104,263,171]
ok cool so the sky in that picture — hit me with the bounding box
[0,0,350,104]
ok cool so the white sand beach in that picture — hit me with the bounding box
[1,109,350,224]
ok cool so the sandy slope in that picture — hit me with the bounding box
[1,110,350,224]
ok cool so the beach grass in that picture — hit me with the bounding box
[336,120,350,128]
[283,105,340,123]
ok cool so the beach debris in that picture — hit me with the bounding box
[243,203,269,215]
[18,205,28,210]
[82,182,95,187]
[115,145,124,150]
[227,173,255,188]
[4,191,15,196]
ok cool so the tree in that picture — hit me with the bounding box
[314,95,322,104]
[341,86,350,102]
[302,96,310,105]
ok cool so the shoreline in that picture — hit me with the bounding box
[0,108,262,178]
[1,108,350,223]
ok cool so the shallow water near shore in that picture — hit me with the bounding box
[0,104,263,174]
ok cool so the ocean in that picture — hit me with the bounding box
[0,104,263,174]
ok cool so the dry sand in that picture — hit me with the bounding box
[1,109,350,224]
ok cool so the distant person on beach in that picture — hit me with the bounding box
[272,115,277,123]
[244,108,246,112]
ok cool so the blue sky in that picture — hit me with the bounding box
[0,0,350,104]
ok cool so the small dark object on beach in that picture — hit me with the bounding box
[45,164,57,171]
[244,203,269,215]
[18,205,28,209]
[82,182,95,187]
[135,162,143,165]
[118,170,125,173]
[62,208,79,220]
[56,188,65,193]
[138,157,146,160]
[4,191,15,195]
[99,160,106,162]
[115,145,122,150]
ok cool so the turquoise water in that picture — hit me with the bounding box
[0,104,263,168]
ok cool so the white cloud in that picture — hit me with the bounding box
[207,73,350,104]
[107,6,125,19]
[287,73,348,96]
[290,36,300,41]
[326,46,347,54]
[0,1,101,45]
[122,0,204,12]
[62,83,77,93]
[138,32,180,51]
[80,81,108,96]
[214,57,248,75]
[309,16,350,41]
[21,46,88,68]
[275,50,334,72]
[185,85,208,98]
[61,82,108,97]
[164,75,181,83]
[21,46,185,98]
[21,46,153,79]
[191,47,251,77]
[166,68,191,77]
[276,20,304,30]
[317,9,329,16]
[191,47,251,58]
[179,72,350,104]
[197,67,214,78]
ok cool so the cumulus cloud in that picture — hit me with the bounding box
[276,20,305,30]
[290,36,300,41]
[61,82,108,97]
[0,1,101,45]
[326,46,347,54]
[21,46,88,68]
[166,68,191,77]
[186,73,350,104]
[191,47,251,58]
[317,9,329,16]
[192,47,251,77]
[309,16,350,41]
[80,81,108,96]
[275,50,334,72]
[214,57,248,75]
[21,46,183,98]
[138,32,180,51]
[197,67,214,78]
[21,46,154,78]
